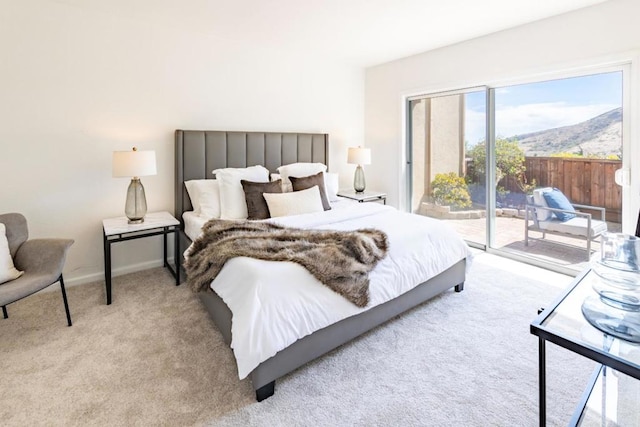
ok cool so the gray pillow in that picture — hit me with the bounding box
[289,171,331,211]
[241,179,283,220]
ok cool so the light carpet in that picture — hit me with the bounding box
[0,253,595,426]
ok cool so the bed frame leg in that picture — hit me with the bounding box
[256,381,275,402]
[454,283,464,292]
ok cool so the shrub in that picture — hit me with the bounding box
[467,138,535,194]
[431,172,472,210]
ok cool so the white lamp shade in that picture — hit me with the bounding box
[112,149,157,177]
[347,147,371,165]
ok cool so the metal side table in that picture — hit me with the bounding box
[103,211,180,305]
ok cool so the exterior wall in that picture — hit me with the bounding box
[410,99,427,212]
[410,95,464,212]
[429,95,464,181]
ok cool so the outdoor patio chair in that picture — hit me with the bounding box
[524,187,607,260]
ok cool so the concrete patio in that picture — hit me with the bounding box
[432,215,622,272]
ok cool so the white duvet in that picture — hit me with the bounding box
[192,203,472,379]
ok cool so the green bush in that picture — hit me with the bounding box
[431,172,472,210]
[467,138,536,194]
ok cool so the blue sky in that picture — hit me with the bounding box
[464,71,623,145]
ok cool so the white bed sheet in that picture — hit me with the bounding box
[195,202,472,379]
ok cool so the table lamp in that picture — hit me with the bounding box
[112,147,157,224]
[347,147,371,193]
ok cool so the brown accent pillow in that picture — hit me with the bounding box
[289,171,331,211]
[241,179,283,220]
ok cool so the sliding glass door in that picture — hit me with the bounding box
[407,67,628,272]
[491,71,624,269]
[407,88,488,248]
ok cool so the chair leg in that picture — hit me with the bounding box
[59,276,72,327]
[2,305,7,319]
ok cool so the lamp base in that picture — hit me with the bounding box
[353,165,366,193]
[125,177,148,224]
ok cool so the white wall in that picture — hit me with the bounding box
[365,0,640,233]
[0,0,364,284]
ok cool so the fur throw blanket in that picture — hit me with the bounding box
[184,220,389,307]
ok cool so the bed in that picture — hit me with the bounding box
[175,129,471,401]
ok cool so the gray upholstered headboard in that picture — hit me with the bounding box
[175,130,329,224]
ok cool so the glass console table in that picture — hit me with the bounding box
[530,269,640,426]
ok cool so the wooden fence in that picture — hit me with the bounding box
[508,157,621,222]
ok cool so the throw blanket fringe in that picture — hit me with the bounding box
[185,220,389,307]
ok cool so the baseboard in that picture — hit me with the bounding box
[52,257,177,290]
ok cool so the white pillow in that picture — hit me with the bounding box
[213,165,270,219]
[263,185,324,218]
[532,187,553,221]
[199,190,221,219]
[0,223,23,285]
[324,172,340,202]
[270,173,291,193]
[184,179,221,218]
[277,163,327,192]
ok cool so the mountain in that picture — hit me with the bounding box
[511,107,622,157]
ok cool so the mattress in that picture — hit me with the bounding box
[187,203,472,379]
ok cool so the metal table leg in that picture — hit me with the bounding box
[161,227,180,286]
[103,230,112,305]
[163,227,168,268]
[174,228,180,286]
[539,337,546,427]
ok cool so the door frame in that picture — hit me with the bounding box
[404,62,635,273]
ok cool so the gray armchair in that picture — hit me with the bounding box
[0,213,74,326]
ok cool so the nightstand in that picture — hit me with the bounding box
[337,189,386,204]
[102,211,180,305]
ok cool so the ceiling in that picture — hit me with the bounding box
[57,0,608,67]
